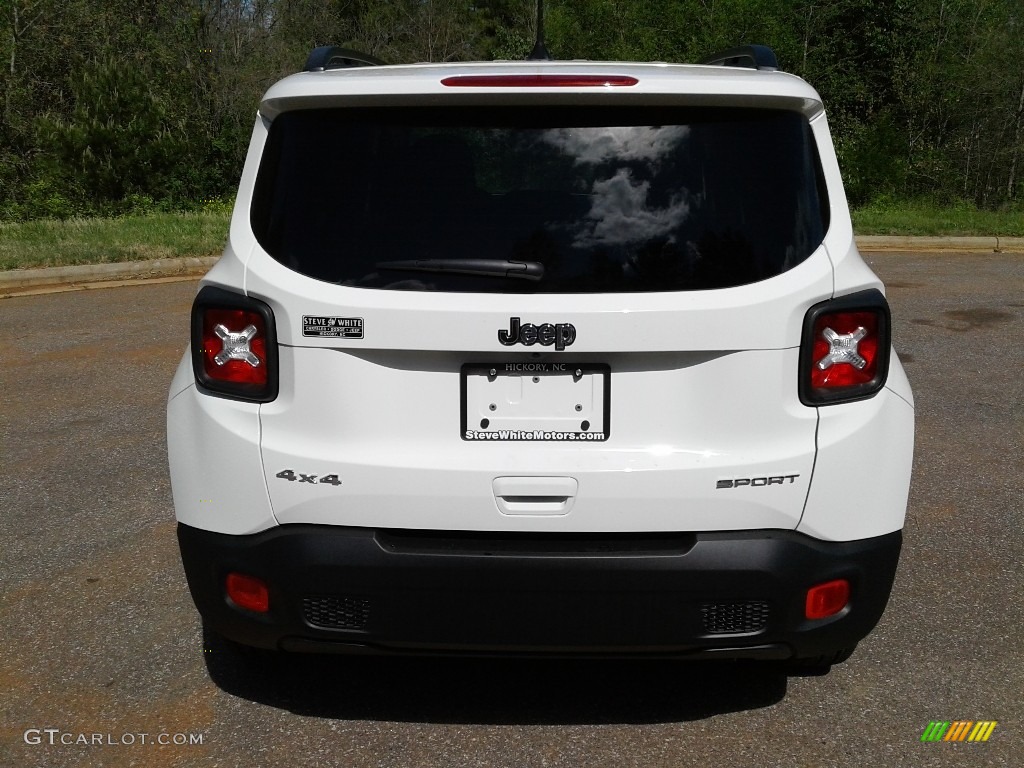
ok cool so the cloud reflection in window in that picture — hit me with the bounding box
[540,126,692,249]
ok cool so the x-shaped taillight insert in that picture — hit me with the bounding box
[213,323,261,367]
[817,326,868,371]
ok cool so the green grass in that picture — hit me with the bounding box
[852,200,1024,236]
[0,211,231,271]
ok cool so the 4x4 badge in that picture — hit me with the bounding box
[498,317,576,351]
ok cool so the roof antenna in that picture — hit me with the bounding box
[527,0,551,60]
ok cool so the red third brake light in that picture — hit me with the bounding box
[441,74,639,88]
[800,290,891,406]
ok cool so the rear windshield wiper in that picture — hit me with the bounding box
[376,259,544,282]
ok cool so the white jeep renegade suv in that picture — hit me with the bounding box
[168,44,914,667]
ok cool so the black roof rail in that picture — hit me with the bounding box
[304,46,387,72]
[698,45,778,71]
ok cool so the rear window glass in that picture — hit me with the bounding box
[251,106,828,293]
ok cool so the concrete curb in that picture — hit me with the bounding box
[0,256,218,294]
[856,235,1024,252]
[1,236,1022,295]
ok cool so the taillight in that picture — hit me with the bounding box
[799,289,891,406]
[191,286,278,402]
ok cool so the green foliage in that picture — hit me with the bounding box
[15,176,89,220]
[1,0,1022,221]
[839,112,911,207]
[40,58,186,211]
[852,196,1024,236]
[490,24,532,61]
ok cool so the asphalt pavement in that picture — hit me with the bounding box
[0,250,1021,768]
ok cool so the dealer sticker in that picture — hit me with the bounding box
[302,316,363,339]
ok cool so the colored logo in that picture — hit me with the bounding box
[921,721,997,742]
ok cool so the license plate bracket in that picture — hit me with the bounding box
[461,363,610,442]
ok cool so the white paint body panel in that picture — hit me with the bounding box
[167,59,914,544]
[246,250,835,353]
[259,346,817,532]
[167,354,277,535]
[799,381,915,541]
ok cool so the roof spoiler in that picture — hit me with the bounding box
[699,45,779,71]
[304,46,387,72]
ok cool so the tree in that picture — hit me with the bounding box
[40,57,186,210]
[1,0,1022,218]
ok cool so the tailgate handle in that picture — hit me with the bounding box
[492,477,578,516]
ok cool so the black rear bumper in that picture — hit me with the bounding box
[178,524,901,660]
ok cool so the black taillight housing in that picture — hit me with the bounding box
[799,289,891,406]
[191,286,278,402]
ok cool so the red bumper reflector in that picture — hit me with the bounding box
[226,572,270,613]
[441,74,638,88]
[805,579,850,619]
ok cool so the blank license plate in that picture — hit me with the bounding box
[461,363,610,441]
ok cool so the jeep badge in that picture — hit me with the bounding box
[498,317,576,351]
